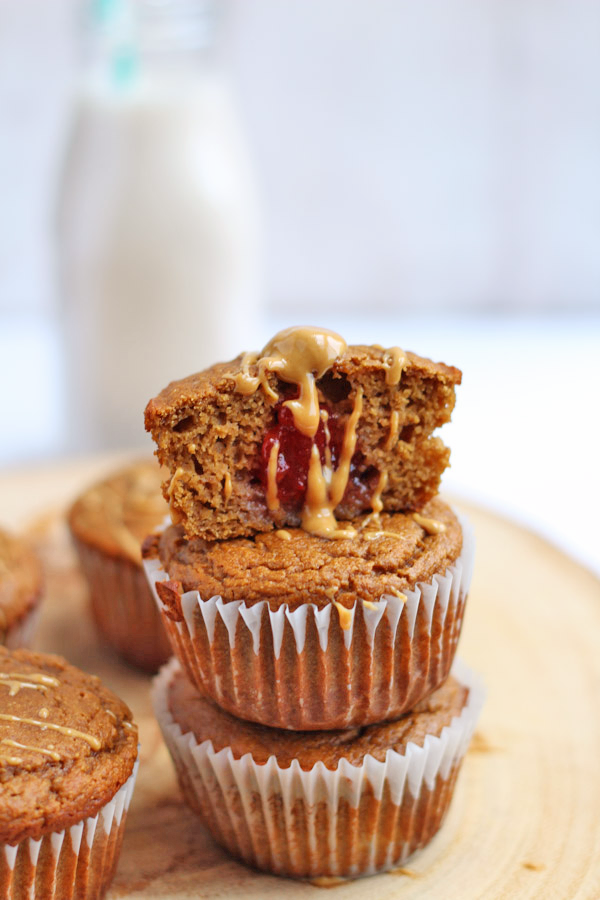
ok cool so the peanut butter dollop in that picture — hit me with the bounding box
[233,327,410,540]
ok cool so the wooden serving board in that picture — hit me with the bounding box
[1,456,600,899]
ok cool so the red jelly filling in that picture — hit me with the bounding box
[259,403,372,510]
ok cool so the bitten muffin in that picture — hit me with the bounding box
[145,328,461,541]
[68,461,171,671]
[153,657,484,878]
[143,497,474,729]
[0,646,138,899]
[0,527,43,649]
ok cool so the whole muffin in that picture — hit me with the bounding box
[0,527,43,649]
[153,657,483,879]
[68,460,171,671]
[0,646,138,899]
[143,497,474,729]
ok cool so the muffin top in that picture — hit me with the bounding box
[0,647,138,844]
[168,665,469,770]
[68,460,167,565]
[0,527,42,632]
[144,496,462,610]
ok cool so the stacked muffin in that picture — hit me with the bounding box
[144,326,484,878]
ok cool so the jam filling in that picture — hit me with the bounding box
[259,402,373,511]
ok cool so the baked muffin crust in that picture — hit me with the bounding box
[68,460,167,564]
[0,647,138,844]
[0,528,42,638]
[168,667,469,770]
[144,497,462,611]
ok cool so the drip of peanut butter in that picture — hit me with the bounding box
[234,327,408,540]
[266,441,280,511]
[0,713,102,750]
[384,410,400,451]
[235,327,347,437]
[333,601,353,631]
[412,512,446,535]
[382,347,408,385]
[1,737,61,762]
[275,529,292,541]
[301,387,363,539]
[0,672,59,688]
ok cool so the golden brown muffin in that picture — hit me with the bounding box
[0,647,138,899]
[0,527,42,649]
[147,496,462,611]
[145,328,461,541]
[143,500,474,730]
[168,667,469,769]
[68,460,171,672]
[154,659,482,879]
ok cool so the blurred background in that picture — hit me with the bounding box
[1,0,599,572]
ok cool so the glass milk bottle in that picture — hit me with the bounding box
[57,0,261,451]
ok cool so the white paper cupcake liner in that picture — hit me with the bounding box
[144,510,475,729]
[153,658,484,878]
[0,760,138,900]
[73,538,171,672]
[3,602,41,650]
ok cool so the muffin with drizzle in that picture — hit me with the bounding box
[0,646,138,899]
[143,327,473,729]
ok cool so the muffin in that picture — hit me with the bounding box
[143,497,474,729]
[0,646,138,899]
[68,461,171,671]
[153,657,484,878]
[0,527,43,649]
[145,327,461,541]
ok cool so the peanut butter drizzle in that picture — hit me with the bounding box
[412,512,447,535]
[301,387,363,539]
[1,738,61,762]
[1,680,46,697]
[362,600,378,611]
[320,409,333,471]
[0,672,60,697]
[223,470,233,502]
[333,601,353,631]
[0,713,102,751]
[382,347,408,385]
[266,440,280,511]
[384,409,400,450]
[0,753,22,765]
[363,529,405,541]
[370,470,388,516]
[275,529,292,541]
[234,328,407,540]
[234,327,347,437]
[0,673,59,688]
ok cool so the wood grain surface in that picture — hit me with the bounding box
[2,457,600,899]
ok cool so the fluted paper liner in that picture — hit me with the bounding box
[73,537,171,672]
[0,760,138,900]
[3,603,41,650]
[144,512,475,729]
[153,658,484,878]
